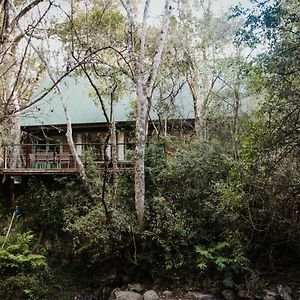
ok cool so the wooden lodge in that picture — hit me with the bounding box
[1,75,194,177]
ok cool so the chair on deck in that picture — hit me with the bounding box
[46,152,55,168]
[56,152,71,168]
[35,153,48,168]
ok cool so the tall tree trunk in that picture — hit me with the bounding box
[5,54,21,168]
[134,83,147,228]
[1,0,21,168]
[9,0,95,200]
[120,0,173,228]
[233,73,241,160]
[110,121,118,202]
[187,74,205,139]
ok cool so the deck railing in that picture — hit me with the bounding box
[2,143,134,170]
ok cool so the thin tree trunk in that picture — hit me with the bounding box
[110,121,118,202]
[232,48,242,160]
[134,84,147,228]
[120,0,173,228]
[187,74,204,139]
[233,73,241,160]
[5,57,21,168]
[9,0,95,200]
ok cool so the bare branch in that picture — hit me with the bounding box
[146,1,173,96]
[10,0,45,29]
[139,0,151,76]
[79,63,110,123]
[20,47,112,112]
[120,0,137,77]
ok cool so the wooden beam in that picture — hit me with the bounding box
[0,168,79,175]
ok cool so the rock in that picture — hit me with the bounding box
[128,283,144,293]
[108,288,121,300]
[187,292,218,300]
[162,290,173,298]
[277,285,292,300]
[222,290,235,300]
[143,290,159,300]
[115,291,143,300]
[262,289,280,300]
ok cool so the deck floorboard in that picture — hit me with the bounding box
[0,162,134,175]
[0,168,79,175]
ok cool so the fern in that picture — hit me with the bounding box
[0,232,47,275]
[0,232,51,299]
[196,241,249,288]
[195,242,243,271]
[196,242,229,270]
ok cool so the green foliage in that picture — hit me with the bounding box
[196,242,232,271]
[19,176,87,237]
[233,0,292,47]
[158,141,232,225]
[0,232,46,275]
[215,114,300,266]
[0,232,53,299]
[55,3,126,48]
[65,203,132,261]
[215,0,300,269]
[143,196,192,276]
[132,140,239,279]
[196,241,249,272]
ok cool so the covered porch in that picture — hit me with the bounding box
[0,142,134,175]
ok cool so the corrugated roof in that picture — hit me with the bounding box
[21,75,195,127]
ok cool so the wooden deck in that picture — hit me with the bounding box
[1,143,134,176]
[0,161,133,176]
[0,168,79,175]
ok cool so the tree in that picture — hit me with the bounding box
[236,0,300,160]
[7,0,111,213]
[169,0,244,141]
[0,0,48,167]
[54,1,130,211]
[51,0,174,227]
[120,0,173,228]
[215,0,300,267]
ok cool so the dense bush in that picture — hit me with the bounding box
[216,118,300,269]
[0,232,53,299]
[6,132,300,291]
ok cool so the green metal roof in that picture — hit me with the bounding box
[21,75,195,127]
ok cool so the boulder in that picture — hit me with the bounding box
[187,292,218,300]
[108,288,121,300]
[162,290,173,298]
[143,290,159,300]
[115,291,143,300]
[277,285,292,300]
[262,289,280,300]
[128,283,144,293]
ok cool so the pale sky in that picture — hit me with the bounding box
[135,0,254,26]
[146,0,253,18]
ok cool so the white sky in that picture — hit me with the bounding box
[146,0,253,18]
[43,0,255,67]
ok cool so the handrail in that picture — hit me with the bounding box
[1,142,135,147]
[1,142,135,170]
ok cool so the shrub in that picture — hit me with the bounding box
[0,232,53,299]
